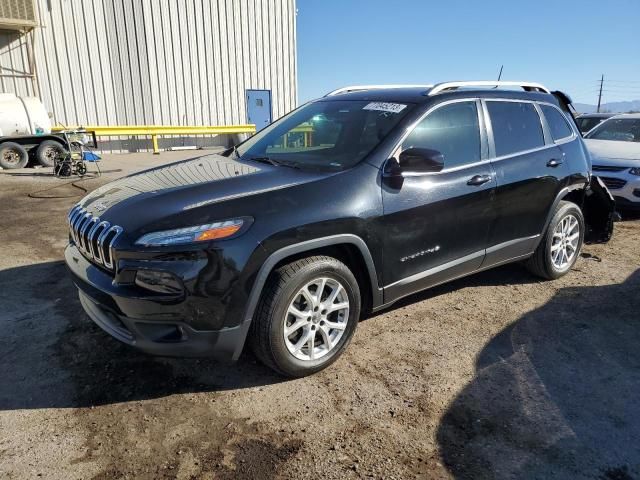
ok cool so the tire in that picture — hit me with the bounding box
[35,140,67,167]
[54,161,72,177]
[249,255,361,377]
[76,161,87,176]
[0,142,29,169]
[526,201,584,280]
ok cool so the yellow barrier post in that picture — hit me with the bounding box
[152,134,159,154]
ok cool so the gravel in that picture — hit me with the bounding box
[1,158,639,479]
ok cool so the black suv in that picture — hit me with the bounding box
[65,81,615,377]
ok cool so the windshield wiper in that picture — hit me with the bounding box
[247,156,300,169]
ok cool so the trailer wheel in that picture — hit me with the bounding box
[35,140,67,167]
[0,142,29,169]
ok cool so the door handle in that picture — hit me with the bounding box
[547,158,563,168]
[467,174,492,186]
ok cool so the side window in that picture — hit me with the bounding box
[402,101,481,169]
[487,101,545,157]
[541,104,573,141]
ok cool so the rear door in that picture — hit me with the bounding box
[381,99,497,302]
[483,100,568,264]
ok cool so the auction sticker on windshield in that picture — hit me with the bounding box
[363,102,407,114]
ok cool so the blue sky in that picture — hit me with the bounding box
[296,0,640,105]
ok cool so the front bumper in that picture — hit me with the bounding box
[65,244,250,360]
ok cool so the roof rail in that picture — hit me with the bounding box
[428,81,551,96]
[324,84,434,97]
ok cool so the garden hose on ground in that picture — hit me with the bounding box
[27,169,122,199]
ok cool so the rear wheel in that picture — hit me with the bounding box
[35,140,67,167]
[0,142,28,169]
[526,201,584,279]
[249,256,361,377]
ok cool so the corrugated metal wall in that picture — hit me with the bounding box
[0,0,297,129]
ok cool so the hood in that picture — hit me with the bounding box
[584,139,640,167]
[78,153,331,233]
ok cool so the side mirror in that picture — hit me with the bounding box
[385,148,444,177]
[400,148,444,175]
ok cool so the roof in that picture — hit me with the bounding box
[319,81,557,104]
[578,113,615,118]
[318,87,557,104]
[610,113,640,119]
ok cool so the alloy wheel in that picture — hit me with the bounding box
[551,214,580,269]
[283,277,350,361]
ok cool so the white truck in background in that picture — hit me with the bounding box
[0,93,68,169]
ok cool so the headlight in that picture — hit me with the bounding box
[136,219,245,246]
[629,167,640,176]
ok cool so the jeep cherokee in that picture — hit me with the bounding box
[65,81,615,377]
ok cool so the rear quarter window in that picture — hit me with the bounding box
[541,104,573,141]
[487,101,545,157]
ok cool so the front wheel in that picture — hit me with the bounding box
[249,256,361,377]
[526,200,584,280]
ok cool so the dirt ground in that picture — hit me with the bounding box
[1,154,639,480]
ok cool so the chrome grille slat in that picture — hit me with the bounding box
[89,221,110,263]
[80,217,98,253]
[75,215,90,250]
[67,205,123,272]
[71,209,88,245]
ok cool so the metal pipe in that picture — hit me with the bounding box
[52,124,257,154]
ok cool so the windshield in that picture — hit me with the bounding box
[235,100,414,170]
[576,117,607,134]
[586,118,640,142]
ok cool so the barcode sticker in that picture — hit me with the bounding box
[363,102,407,114]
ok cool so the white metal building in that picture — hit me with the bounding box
[0,0,297,149]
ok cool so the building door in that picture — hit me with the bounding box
[246,89,272,131]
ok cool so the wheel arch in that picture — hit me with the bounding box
[231,235,381,361]
[542,186,586,233]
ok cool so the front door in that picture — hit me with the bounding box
[246,89,272,131]
[381,99,496,303]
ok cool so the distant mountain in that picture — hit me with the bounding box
[573,100,640,114]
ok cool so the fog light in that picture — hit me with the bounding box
[633,189,640,198]
[135,269,183,294]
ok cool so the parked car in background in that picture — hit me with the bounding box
[576,113,615,135]
[65,81,615,377]
[584,114,640,210]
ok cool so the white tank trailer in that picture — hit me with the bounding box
[0,93,68,169]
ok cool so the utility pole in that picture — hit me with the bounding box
[597,74,604,113]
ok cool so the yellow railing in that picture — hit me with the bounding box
[52,124,257,154]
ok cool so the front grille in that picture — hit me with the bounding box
[68,205,123,270]
[592,165,628,172]
[598,176,627,190]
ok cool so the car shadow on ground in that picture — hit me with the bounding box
[436,269,640,479]
[0,260,284,411]
[0,257,543,411]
